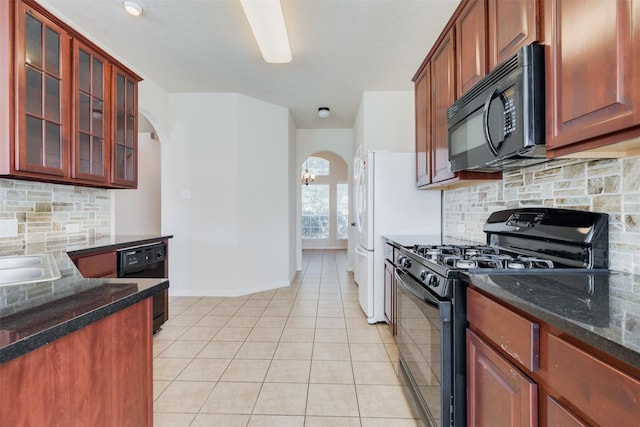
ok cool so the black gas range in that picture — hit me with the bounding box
[395,208,609,427]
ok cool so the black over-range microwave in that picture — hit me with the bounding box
[447,43,546,173]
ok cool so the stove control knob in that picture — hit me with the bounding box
[399,256,411,268]
[429,275,441,288]
[419,270,427,281]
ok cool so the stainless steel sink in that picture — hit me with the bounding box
[0,254,61,286]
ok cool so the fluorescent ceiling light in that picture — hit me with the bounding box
[240,0,292,64]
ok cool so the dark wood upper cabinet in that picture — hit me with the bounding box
[413,0,502,189]
[72,41,111,184]
[456,0,487,98]
[544,0,640,157]
[487,0,539,69]
[14,1,71,178]
[111,67,138,188]
[415,64,431,187]
[431,28,457,184]
[1,0,141,188]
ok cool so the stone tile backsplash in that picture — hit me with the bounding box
[443,156,640,274]
[0,178,112,249]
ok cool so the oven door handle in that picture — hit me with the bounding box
[395,269,442,309]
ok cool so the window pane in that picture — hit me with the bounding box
[25,66,42,116]
[92,99,104,137]
[26,116,43,165]
[302,156,330,176]
[337,183,349,239]
[79,92,91,132]
[44,75,59,121]
[45,27,59,76]
[79,49,91,93]
[79,132,90,174]
[25,14,42,68]
[92,136,103,176]
[116,74,125,110]
[301,184,330,239]
[93,58,103,98]
[45,122,61,168]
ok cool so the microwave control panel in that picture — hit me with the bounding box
[503,87,517,137]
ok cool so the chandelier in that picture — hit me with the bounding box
[301,159,315,185]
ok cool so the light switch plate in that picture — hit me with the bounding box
[0,218,19,238]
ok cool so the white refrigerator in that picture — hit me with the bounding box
[354,150,441,323]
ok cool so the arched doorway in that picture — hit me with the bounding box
[300,151,349,250]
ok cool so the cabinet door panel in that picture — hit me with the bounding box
[72,41,110,183]
[456,0,487,97]
[467,329,537,427]
[111,68,138,187]
[415,65,431,186]
[488,0,538,69]
[15,1,70,176]
[431,29,456,183]
[546,0,640,149]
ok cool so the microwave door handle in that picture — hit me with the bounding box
[483,88,506,156]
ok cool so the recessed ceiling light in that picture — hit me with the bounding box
[122,0,143,16]
[240,0,292,64]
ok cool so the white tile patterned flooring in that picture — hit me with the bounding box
[152,249,421,426]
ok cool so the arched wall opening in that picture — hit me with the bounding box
[300,151,349,250]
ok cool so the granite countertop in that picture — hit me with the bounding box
[0,235,172,365]
[383,235,640,370]
[466,270,640,371]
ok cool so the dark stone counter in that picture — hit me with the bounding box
[0,235,172,365]
[0,277,168,364]
[466,270,640,371]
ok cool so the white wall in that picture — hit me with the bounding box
[114,133,161,235]
[356,91,416,154]
[295,129,354,270]
[288,115,298,283]
[163,93,294,296]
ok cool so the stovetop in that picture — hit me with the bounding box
[395,208,610,298]
[412,244,557,270]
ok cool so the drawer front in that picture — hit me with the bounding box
[467,287,540,372]
[546,396,588,427]
[546,334,640,427]
[74,251,117,278]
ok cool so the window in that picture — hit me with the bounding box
[301,184,329,239]
[302,156,329,176]
[336,183,348,239]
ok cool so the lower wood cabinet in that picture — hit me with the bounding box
[467,286,640,427]
[0,298,153,427]
[467,329,538,427]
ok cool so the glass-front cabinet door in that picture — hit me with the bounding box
[112,67,138,187]
[73,41,110,183]
[16,1,70,176]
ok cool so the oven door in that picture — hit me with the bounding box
[396,269,452,427]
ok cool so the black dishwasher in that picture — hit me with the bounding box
[117,242,168,333]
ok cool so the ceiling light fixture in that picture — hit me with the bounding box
[122,0,143,16]
[240,0,292,64]
[318,107,330,119]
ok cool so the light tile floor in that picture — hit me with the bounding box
[153,250,421,427]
